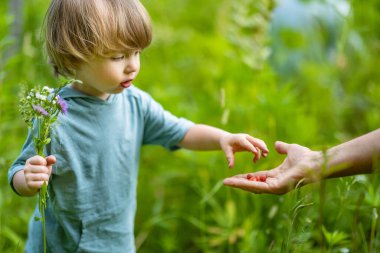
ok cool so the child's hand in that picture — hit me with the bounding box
[220,133,268,168]
[24,155,56,192]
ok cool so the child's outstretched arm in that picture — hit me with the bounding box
[12,155,56,196]
[178,124,268,168]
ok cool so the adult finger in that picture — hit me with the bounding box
[226,171,269,179]
[223,177,269,194]
[274,141,291,155]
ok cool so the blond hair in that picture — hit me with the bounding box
[44,0,152,77]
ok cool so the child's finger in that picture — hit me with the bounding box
[27,180,49,190]
[26,156,47,166]
[224,146,235,168]
[46,155,56,166]
[256,147,261,162]
[25,164,50,174]
[240,138,259,156]
[46,155,56,176]
[27,173,50,183]
[246,136,269,153]
[247,144,261,163]
[25,171,51,188]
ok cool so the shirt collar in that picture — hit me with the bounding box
[59,85,116,104]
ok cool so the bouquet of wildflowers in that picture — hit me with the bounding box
[19,80,71,253]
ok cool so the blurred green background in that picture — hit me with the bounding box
[1,0,380,252]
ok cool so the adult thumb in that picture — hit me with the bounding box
[275,141,291,155]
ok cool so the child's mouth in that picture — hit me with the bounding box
[120,80,132,88]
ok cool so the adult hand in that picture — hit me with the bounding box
[223,141,322,194]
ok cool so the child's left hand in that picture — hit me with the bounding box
[220,133,269,168]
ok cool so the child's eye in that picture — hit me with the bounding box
[110,55,125,61]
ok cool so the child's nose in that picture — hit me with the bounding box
[124,58,139,74]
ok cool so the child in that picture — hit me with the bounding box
[8,0,269,252]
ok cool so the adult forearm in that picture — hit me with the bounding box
[179,124,229,150]
[12,170,37,197]
[324,129,380,178]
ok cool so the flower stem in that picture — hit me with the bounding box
[35,118,48,253]
[40,184,47,253]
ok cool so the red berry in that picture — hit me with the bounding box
[247,174,266,182]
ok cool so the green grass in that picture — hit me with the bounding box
[1,0,380,252]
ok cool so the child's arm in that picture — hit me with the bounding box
[12,155,56,196]
[178,124,268,168]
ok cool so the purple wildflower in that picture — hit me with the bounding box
[57,95,68,114]
[32,105,49,116]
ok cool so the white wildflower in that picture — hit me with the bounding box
[43,86,54,93]
[36,92,47,101]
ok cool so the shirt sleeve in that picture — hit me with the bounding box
[8,128,37,194]
[141,93,194,150]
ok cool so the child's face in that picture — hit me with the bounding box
[73,50,141,100]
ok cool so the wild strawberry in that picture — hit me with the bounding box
[259,175,267,182]
[247,174,265,182]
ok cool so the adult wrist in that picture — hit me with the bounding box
[303,150,325,182]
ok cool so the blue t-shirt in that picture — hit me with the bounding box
[8,85,194,252]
